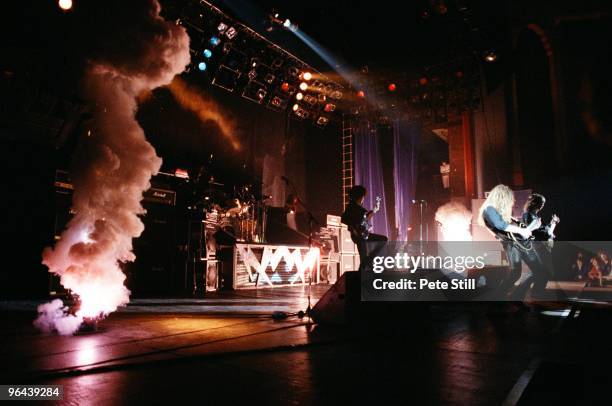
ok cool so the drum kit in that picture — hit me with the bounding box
[198,183,267,243]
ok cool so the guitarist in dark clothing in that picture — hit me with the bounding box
[341,185,387,271]
[478,185,546,300]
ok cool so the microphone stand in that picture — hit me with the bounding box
[282,176,319,319]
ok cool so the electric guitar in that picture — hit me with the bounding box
[499,214,560,251]
[349,196,382,243]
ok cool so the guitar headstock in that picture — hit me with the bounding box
[373,196,382,213]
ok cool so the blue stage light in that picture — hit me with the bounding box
[198,62,207,71]
[203,49,212,58]
[210,36,221,46]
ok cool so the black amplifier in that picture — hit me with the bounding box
[143,187,176,206]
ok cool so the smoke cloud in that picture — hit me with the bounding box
[435,201,473,242]
[36,0,190,335]
[167,77,241,150]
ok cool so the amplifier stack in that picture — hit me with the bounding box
[320,214,360,284]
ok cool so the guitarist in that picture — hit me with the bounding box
[521,193,560,244]
[478,184,546,300]
[341,185,387,272]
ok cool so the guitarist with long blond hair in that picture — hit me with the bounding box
[478,184,546,300]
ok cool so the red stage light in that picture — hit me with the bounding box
[455,71,464,78]
[419,77,428,86]
[388,83,396,92]
[324,103,336,112]
[281,82,290,92]
[357,90,365,98]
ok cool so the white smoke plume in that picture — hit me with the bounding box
[435,201,473,241]
[35,0,190,335]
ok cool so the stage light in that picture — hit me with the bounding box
[217,22,228,33]
[296,92,304,100]
[281,82,290,92]
[455,70,464,78]
[198,62,207,71]
[174,168,189,179]
[292,103,300,111]
[288,66,299,77]
[357,90,365,98]
[330,90,343,100]
[316,116,330,126]
[283,19,292,28]
[419,77,428,86]
[270,96,284,109]
[304,95,317,105]
[484,50,497,62]
[58,0,72,10]
[299,82,308,91]
[203,49,212,58]
[210,36,221,46]
[256,89,267,100]
[302,72,312,81]
[324,103,336,112]
[388,83,396,92]
[226,27,238,39]
[317,93,326,102]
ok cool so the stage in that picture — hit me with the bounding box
[2,289,612,405]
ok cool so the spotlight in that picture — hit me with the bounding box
[198,62,207,71]
[264,73,275,84]
[356,90,365,98]
[283,19,291,28]
[270,96,284,108]
[304,95,317,105]
[288,67,299,77]
[225,27,238,39]
[281,82,290,92]
[302,72,312,81]
[210,36,221,46]
[58,0,72,11]
[330,90,343,100]
[388,83,396,92]
[217,23,228,33]
[296,92,304,100]
[299,82,308,91]
[292,103,300,111]
[203,49,212,58]
[324,103,336,112]
[256,89,267,100]
[294,108,309,119]
[419,77,428,86]
[316,116,330,126]
[483,50,497,63]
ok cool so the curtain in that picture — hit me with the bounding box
[354,119,390,237]
[393,119,420,241]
